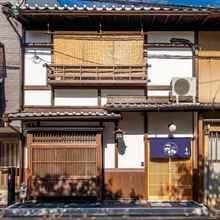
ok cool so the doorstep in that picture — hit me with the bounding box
[3,200,209,218]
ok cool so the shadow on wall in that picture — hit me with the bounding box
[205,162,220,209]
[29,173,143,201]
[151,159,192,200]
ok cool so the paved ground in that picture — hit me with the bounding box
[1,216,220,220]
[1,201,210,219]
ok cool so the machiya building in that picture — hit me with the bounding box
[2,0,220,212]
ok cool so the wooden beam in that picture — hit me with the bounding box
[23,106,103,112]
[24,85,51,90]
[148,85,170,91]
[175,15,184,25]
[163,15,170,25]
[200,16,210,26]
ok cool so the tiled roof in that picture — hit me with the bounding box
[7,111,121,120]
[25,0,220,9]
[18,3,220,12]
[105,102,220,111]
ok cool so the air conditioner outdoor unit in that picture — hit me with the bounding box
[171,77,196,103]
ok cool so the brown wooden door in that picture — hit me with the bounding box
[28,131,102,198]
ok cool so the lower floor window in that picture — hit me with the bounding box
[0,141,19,168]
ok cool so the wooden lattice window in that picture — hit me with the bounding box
[208,132,220,161]
[31,132,97,179]
[0,141,19,168]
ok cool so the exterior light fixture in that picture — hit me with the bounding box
[115,129,124,140]
[168,122,176,137]
[31,54,42,64]
[115,129,127,155]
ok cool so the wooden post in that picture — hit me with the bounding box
[114,121,119,168]
[144,112,148,200]
[96,132,103,200]
[18,135,23,187]
[198,114,204,203]
[26,133,33,200]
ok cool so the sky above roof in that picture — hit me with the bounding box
[27,0,220,8]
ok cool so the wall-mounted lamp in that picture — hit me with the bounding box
[31,54,42,64]
[115,129,124,140]
[115,129,127,155]
[168,122,176,138]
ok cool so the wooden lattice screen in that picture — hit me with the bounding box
[28,131,101,198]
[147,142,193,200]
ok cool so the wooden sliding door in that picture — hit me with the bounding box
[28,131,102,198]
[147,140,193,201]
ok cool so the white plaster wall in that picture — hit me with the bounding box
[25,48,51,85]
[25,31,51,43]
[24,90,51,106]
[148,31,194,44]
[147,32,194,97]
[148,48,193,86]
[148,112,193,137]
[54,89,98,106]
[147,90,170,97]
[118,112,145,168]
[103,122,115,168]
[101,89,145,106]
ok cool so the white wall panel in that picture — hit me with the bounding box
[148,112,193,137]
[55,89,98,106]
[101,89,144,106]
[24,90,51,106]
[148,90,169,97]
[148,31,194,44]
[25,48,51,85]
[25,31,51,43]
[103,122,115,168]
[118,112,145,168]
[148,48,193,86]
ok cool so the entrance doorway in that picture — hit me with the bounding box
[147,139,193,200]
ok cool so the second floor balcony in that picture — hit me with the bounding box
[46,64,147,87]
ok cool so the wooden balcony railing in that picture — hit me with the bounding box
[46,64,147,86]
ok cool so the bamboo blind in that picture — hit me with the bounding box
[148,143,192,201]
[53,35,144,65]
[198,31,220,103]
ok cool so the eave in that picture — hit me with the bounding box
[13,4,220,30]
[104,103,220,112]
[6,111,121,121]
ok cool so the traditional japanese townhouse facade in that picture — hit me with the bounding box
[3,0,220,208]
[0,0,22,206]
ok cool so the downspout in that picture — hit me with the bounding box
[2,4,24,112]
[2,2,25,185]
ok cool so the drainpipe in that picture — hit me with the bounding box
[2,2,24,112]
[2,2,25,186]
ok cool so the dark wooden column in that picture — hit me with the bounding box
[96,132,103,200]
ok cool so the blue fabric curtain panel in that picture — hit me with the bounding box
[150,138,191,160]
